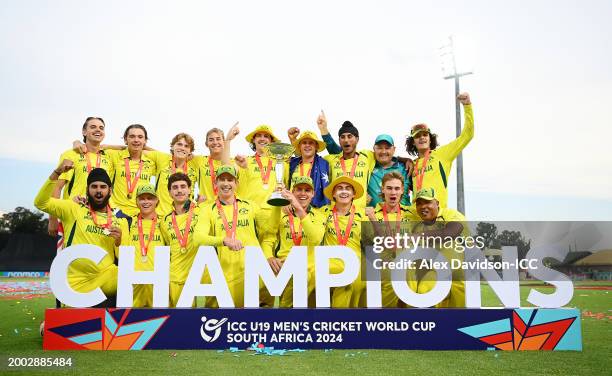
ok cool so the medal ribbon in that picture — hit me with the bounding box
[332,205,355,246]
[89,204,112,229]
[216,198,238,240]
[382,203,401,235]
[209,157,218,195]
[287,210,303,245]
[171,203,194,248]
[340,154,359,179]
[124,158,144,197]
[255,154,272,186]
[86,152,102,173]
[171,156,187,175]
[138,214,157,258]
[413,150,431,192]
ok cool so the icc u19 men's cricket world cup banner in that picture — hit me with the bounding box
[43,308,582,351]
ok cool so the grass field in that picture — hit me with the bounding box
[0,279,610,375]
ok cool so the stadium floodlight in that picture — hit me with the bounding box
[439,35,473,214]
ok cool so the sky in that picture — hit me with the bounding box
[1,0,611,220]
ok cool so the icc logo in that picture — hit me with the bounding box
[200,316,228,343]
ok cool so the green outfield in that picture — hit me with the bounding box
[0,279,610,375]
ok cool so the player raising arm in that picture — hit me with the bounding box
[34,163,128,305]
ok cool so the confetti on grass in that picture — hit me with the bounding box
[0,281,52,300]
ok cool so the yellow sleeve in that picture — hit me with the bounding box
[56,149,76,182]
[145,150,170,171]
[260,210,282,259]
[301,210,325,246]
[33,179,75,221]
[115,218,131,258]
[436,104,474,161]
[259,229,277,259]
[254,204,281,235]
[193,204,225,246]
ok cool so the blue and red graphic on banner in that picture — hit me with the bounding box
[43,308,582,351]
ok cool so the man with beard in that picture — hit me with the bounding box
[405,93,473,208]
[34,164,128,304]
[126,184,166,307]
[321,176,367,307]
[286,129,330,208]
[316,112,375,210]
[159,172,204,307]
[194,165,279,308]
[263,176,326,307]
[408,187,467,308]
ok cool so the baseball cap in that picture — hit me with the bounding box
[136,184,158,198]
[291,176,314,190]
[215,165,238,180]
[374,134,394,146]
[414,187,437,201]
[410,123,430,138]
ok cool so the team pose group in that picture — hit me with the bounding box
[34,93,474,308]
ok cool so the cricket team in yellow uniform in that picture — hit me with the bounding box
[35,92,474,308]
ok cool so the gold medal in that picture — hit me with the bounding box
[180,247,187,254]
[127,193,132,199]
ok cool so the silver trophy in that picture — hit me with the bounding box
[264,142,295,206]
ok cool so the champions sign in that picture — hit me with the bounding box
[43,219,605,351]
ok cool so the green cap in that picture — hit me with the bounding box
[136,183,158,198]
[291,175,314,189]
[215,165,238,180]
[414,187,436,201]
[374,134,394,146]
[410,123,430,138]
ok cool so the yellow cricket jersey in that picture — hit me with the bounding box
[193,198,278,305]
[159,202,204,283]
[193,156,232,204]
[57,149,114,199]
[125,215,166,271]
[321,205,364,254]
[412,104,474,208]
[236,155,289,209]
[264,207,325,260]
[405,207,468,307]
[34,179,129,292]
[292,161,313,178]
[324,150,375,210]
[145,151,199,216]
[106,149,157,216]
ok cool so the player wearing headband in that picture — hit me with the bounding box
[406,93,473,208]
